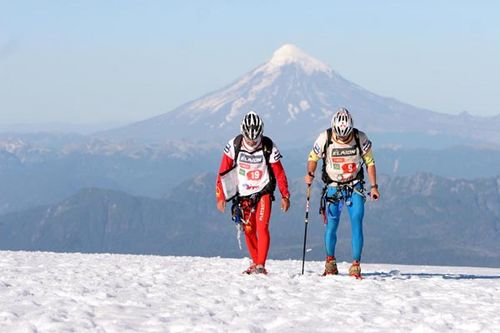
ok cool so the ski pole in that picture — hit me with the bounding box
[301,184,311,275]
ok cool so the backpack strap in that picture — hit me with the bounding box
[353,128,365,181]
[262,136,273,165]
[261,136,276,200]
[353,128,362,157]
[233,134,243,167]
[321,128,333,184]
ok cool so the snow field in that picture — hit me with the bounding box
[1,251,499,333]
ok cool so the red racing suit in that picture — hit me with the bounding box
[216,136,290,266]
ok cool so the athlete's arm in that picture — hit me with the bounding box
[305,133,324,185]
[363,149,379,200]
[305,160,318,185]
[366,164,379,200]
[270,160,290,200]
[362,150,375,167]
[270,160,290,212]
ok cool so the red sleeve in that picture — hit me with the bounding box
[215,153,234,202]
[270,160,290,199]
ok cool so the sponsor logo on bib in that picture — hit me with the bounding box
[239,162,251,169]
[331,148,357,157]
[239,154,264,164]
[243,184,260,191]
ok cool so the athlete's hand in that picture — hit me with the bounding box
[281,197,290,212]
[216,200,226,213]
[304,172,314,185]
[370,187,380,200]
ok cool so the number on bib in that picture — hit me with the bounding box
[342,163,357,173]
[247,170,263,181]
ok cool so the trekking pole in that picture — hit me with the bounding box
[301,184,312,275]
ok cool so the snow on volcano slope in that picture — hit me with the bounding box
[1,251,499,332]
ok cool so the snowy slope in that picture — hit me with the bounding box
[1,251,499,332]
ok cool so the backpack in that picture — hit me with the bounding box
[233,134,276,199]
[321,128,364,185]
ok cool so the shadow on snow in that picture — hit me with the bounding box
[364,270,500,280]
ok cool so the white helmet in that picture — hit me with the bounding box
[331,107,353,138]
[241,111,264,140]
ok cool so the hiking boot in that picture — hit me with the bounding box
[349,261,362,278]
[243,263,257,274]
[255,264,268,275]
[322,256,338,276]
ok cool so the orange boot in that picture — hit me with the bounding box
[322,256,339,276]
[349,261,362,279]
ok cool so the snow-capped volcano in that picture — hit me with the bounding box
[179,44,346,128]
[99,44,500,145]
[267,44,333,74]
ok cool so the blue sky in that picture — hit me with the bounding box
[0,0,499,124]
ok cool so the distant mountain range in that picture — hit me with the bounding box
[0,183,235,257]
[1,133,499,215]
[97,44,500,146]
[1,173,499,267]
[0,135,221,215]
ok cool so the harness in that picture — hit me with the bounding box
[319,182,367,224]
[231,192,265,226]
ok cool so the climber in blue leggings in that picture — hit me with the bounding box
[304,108,380,278]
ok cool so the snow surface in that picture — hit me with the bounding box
[1,251,500,333]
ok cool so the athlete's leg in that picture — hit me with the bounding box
[255,194,272,266]
[347,187,365,261]
[242,201,258,264]
[325,187,341,257]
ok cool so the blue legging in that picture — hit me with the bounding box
[324,185,364,261]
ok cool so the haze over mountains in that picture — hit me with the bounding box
[99,44,500,146]
[1,173,499,267]
[1,133,499,217]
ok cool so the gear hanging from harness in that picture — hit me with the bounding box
[229,134,276,248]
[319,128,367,224]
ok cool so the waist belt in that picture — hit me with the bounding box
[319,181,366,217]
